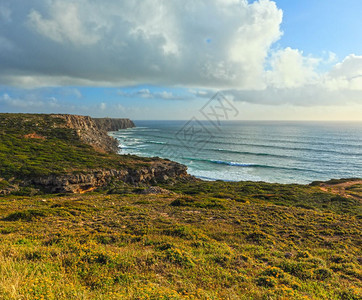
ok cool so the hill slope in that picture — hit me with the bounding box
[0,183,360,299]
[0,113,189,194]
[0,113,360,299]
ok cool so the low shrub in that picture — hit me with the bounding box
[261,266,285,279]
[314,268,333,280]
[256,276,277,288]
[3,209,48,221]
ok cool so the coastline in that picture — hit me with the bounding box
[0,114,361,299]
[111,120,362,184]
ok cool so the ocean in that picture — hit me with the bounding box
[109,121,362,184]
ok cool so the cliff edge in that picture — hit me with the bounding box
[51,114,134,153]
[0,113,191,194]
[93,118,135,132]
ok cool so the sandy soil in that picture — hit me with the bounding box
[319,180,362,200]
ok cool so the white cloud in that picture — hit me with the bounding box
[115,104,125,112]
[28,2,100,46]
[329,54,362,79]
[326,51,338,64]
[0,93,59,108]
[0,0,283,89]
[118,88,190,100]
[0,0,361,110]
[65,88,82,99]
[266,47,319,89]
[324,54,362,91]
[137,89,152,98]
[99,102,106,110]
[159,91,175,99]
[223,52,362,106]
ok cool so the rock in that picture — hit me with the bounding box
[51,114,134,153]
[0,113,193,194]
[93,118,135,132]
[0,185,19,195]
[29,160,190,193]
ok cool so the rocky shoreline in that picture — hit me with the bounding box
[0,113,192,195]
[28,160,189,193]
[52,114,135,153]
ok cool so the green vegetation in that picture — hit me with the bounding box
[161,180,362,217]
[0,184,360,299]
[0,113,156,180]
[0,113,361,299]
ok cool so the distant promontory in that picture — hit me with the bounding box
[52,114,135,153]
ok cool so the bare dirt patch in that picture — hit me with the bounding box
[319,180,362,200]
[24,133,46,140]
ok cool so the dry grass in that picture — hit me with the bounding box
[0,189,360,299]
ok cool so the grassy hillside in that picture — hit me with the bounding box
[0,113,169,189]
[0,113,360,299]
[0,114,177,195]
[0,182,361,299]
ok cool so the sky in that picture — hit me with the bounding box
[0,0,362,120]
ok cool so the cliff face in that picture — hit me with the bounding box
[0,113,192,195]
[52,114,134,153]
[93,118,135,132]
[29,161,189,193]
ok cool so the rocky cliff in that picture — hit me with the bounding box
[93,118,135,132]
[29,160,189,193]
[52,114,134,153]
[0,113,192,195]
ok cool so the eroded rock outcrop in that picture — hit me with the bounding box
[30,161,189,193]
[0,113,192,194]
[52,114,134,153]
[93,118,135,132]
[0,179,19,195]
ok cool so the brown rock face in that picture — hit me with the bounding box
[0,180,19,195]
[52,114,134,153]
[1,113,193,194]
[30,161,189,193]
[93,118,135,132]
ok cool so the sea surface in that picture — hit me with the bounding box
[109,121,362,184]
